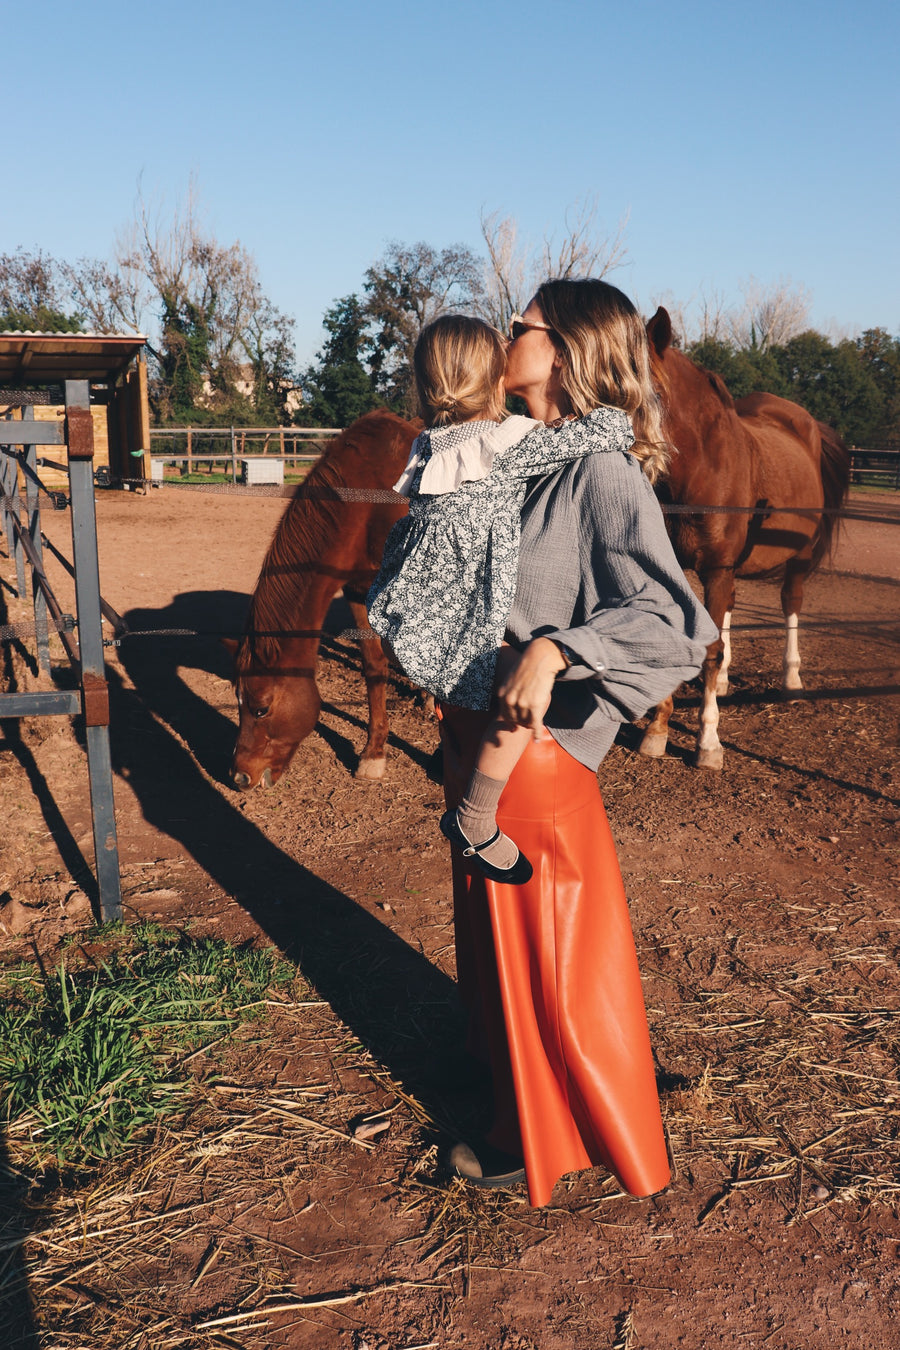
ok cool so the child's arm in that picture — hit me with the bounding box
[497,406,635,481]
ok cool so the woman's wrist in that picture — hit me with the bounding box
[549,639,576,672]
[527,636,569,675]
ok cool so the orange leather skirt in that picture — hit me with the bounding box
[440,705,671,1208]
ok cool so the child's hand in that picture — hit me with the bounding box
[496,638,567,738]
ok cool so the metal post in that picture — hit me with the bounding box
[0,447,13,556]
[230,425,237,483]
[23,407,51,673]
[64,379,122,921]
[5,440,27,598]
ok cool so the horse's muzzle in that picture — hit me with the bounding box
[230,766,275,791]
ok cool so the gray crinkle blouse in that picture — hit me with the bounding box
[366,408,634,709]
[506,436,720,770]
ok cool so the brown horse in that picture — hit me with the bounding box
[640,308,851,767]
[226,409,417,789]
[229,319,850,788]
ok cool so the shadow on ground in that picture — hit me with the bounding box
[113,589,481,1138]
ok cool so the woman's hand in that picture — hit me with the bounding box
[496,638,568,739]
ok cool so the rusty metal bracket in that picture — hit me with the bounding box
[66,406,95,460]
[81,672,110,727]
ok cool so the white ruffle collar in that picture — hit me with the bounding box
[393,415,540,497]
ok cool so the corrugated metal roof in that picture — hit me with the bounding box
[0,328,144,339]
[0,331,147,381]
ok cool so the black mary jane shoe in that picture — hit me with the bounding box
[439,810,533,885]
[447,1140,527,1190]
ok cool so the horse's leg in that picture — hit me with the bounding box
[638,695,673,759]
[345,594,390,780]
[781,560,806,694]
[695,569,736,770]
[716,609,733,695]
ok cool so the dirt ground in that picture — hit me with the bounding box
[1,483,899,1349]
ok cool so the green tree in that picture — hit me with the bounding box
[772,331,884,443]
[299,295,380,427]
[855,328,900,445]
[686,336,786,400]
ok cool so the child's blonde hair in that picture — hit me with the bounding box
[535,279,669,482]
[414,315,508,428]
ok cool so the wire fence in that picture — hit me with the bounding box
[3,444,899,659]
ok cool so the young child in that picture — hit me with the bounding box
[366,314,635,884]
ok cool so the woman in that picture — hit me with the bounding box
[441,278,718,1207]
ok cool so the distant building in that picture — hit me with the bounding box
[198,363,304,419]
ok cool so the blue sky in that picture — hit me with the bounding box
[3,0,897,363]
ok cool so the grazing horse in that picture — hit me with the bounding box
[640,308,851,768]
[226,409,417,789]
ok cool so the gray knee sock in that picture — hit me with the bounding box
[456,769,519,869]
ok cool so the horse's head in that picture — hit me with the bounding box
[646,307,738,470]
[225,636,321,790]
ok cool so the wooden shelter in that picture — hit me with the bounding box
[0,329,149,487]
[0,330,148,921]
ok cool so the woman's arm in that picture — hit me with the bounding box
[496,406,633,482]
[500,453,719,729]
[496,637,567,737]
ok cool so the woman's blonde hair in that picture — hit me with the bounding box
[535,279,669,482]
[414,315,507,428]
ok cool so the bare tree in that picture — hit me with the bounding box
[0,248,83,330]
[363,240,483,410]
[728,276,812,351]
[66,186,294,419]
[478,200,629,331]
[478,212,531,331]
[541,199,629,284]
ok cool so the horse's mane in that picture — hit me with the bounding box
[702,367,737,411]
[670,346,737,413]
[236,412,415,674]
[237,435,360,673]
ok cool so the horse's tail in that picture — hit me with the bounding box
[809,421,851,570]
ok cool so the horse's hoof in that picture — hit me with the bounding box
[355,755,386,781]
[638,731,669,759]
[694,746,724,771]
[715,678,730,696]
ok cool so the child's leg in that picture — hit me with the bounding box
[455,718,532,866]
[440,645,535,882]
[461,718,531,853]
[453,648,533,866]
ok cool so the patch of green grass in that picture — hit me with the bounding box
[0,925,294,1169]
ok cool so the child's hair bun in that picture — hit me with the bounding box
[414,315,507,428]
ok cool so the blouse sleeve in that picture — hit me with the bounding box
[494,406,634,483]
[543,456,719,719]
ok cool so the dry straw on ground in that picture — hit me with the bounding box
[3,877,897,1349]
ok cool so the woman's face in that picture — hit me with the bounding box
[504,298,565,416]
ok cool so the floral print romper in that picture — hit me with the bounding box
[366,407,635,710]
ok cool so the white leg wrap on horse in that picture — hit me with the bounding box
[696,684,724,769]
[783,612,803,691]
[716,611,733,696]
